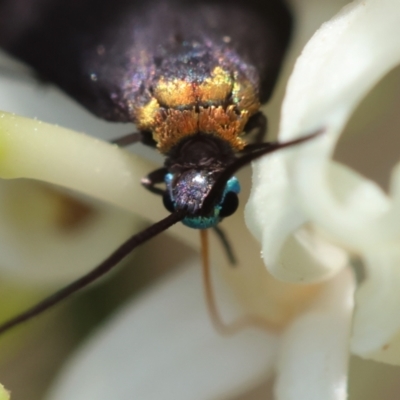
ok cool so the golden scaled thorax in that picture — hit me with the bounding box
[134,66,260,154]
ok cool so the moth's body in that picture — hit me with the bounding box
[0,0,320,342]
[136,31,264,226]
[127,14,265,224]
[0,0,291,225]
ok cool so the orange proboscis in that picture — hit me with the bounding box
[199,229,281,335]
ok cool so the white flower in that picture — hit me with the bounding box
[0,0,399,399]
[0,108,353,400]
[247,0,400,366]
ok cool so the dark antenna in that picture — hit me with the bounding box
[0,210,185,335]
[212,226,237,265]
[203,130,323,213]
[0,130,322,337]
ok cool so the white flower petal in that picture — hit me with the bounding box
[245,0,358,283]
[246,160,363,282]
[0,179,142,285]
[267,0,400,364]
[284,0,400,246]
[275,268,355,400]
[351,247,400,365]
[247,0,400,282]
[0,112,152,214]
[0,111,198,249]
[282,0,400,138]
[45,261,279,400]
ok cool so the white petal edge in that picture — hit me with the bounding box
[275,0,400,363]
[283,0,400,247]
[351,247,400,364]
[0,112,198,249]
[246,159,388,282]
[275,268,355,400]
[0,179,142,286]
[247,0,400,273]
[0,112,155,214]
[245,0,356,283]
[45,259,279,400]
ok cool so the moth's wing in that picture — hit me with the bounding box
[0,0,145,121]
[0,0,292,122]
[200,0,292,103]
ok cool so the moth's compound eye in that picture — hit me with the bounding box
[163,192,175,213]
[219,191,239,218]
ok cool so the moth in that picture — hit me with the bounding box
[0,0,319,334]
